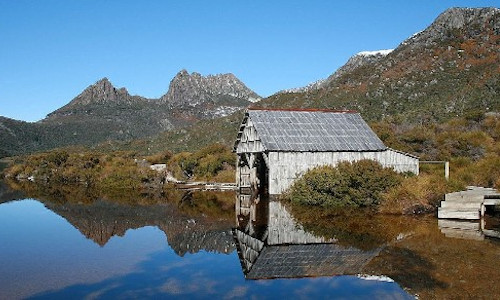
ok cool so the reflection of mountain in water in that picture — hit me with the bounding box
[0,180,25,204]
[234,192,381,279]
[36,195,236,256]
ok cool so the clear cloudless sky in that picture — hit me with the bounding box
[1,0,499,121]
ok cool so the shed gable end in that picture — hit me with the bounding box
[235,116,265,154]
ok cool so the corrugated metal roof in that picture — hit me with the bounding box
[247,109,386,152]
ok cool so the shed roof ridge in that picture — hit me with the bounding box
[247,107,358,113]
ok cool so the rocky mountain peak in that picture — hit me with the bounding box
[174,69,190,78]
[65,77,133,107]
[433,7,499,30]
[160,70,261,107]
[400,7,499,49]
[95,77,111,86]
[44,77,152,124]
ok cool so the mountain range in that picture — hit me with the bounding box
[0,70,259,156]
[1,7,499,157]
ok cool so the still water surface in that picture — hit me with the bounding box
[1,184,499,299]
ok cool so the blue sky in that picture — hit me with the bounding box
[1,1,498,122]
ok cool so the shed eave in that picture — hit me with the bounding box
[386,147,419,159]
[264,148,388,153]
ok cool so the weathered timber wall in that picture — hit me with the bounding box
[268,150,418,194]
[236,119,264,153]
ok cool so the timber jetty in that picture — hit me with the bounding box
[174,181,237,191]
[438,186,500,220]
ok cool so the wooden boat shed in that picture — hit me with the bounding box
[234,108,419,194]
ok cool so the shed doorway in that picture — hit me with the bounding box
[237,153,269,194]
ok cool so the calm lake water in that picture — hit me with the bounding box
[1,182,499,299]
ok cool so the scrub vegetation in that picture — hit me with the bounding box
[166,144,236,182]
[2,144,236,198]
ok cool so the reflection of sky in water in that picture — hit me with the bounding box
[0,200,167,299]
[0,200,412,299]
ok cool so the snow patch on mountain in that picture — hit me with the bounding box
[357,49,394,57]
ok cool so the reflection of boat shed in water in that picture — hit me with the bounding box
[234,108,419,194]
[234,195,381,279]
[234,234,381,280]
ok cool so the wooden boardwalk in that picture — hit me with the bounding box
[174,181,237,191]
[438,187,500,220]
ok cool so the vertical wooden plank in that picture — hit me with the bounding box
[236,155,241,189]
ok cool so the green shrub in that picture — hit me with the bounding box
[167,144,236,181]
[168,152,195,180]
[284,160,404,208]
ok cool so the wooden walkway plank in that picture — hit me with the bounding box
[439,186,500,220]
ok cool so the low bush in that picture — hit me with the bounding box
[283,160,404,208]
[145,150,173,164]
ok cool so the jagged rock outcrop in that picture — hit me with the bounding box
[58,78,139,107]
[406,7,500,48]
[160,70,260,121]
[32,78,173,149]
[45,77,166,120]
[161,70,260,106]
